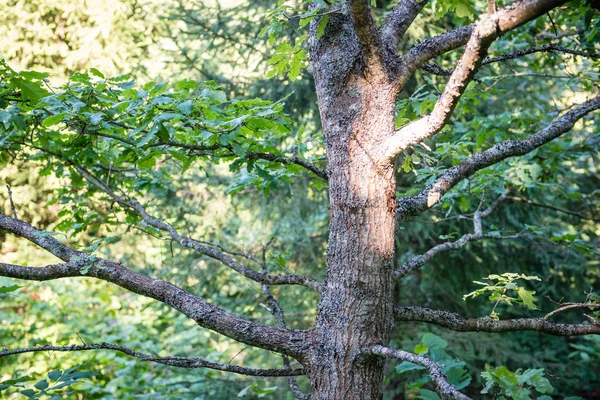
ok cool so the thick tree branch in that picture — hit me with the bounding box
[385,14,499,160]
[395,195,520,278]
[395,306,600,336]
[396,94,600,220]
[380,0,428,49]
[398,0,568,84]
[0,343,305,377]
[386,0,570,159]
[368,345,471,400]
[0,213,309,358]
[348,0,387,74]
[73,166,322,291]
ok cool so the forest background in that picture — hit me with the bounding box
[0,0,599,398]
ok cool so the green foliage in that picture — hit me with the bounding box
[0,0,167,81]
[464,273,541,319]
[395,333,471,397]
[430,0,476,19]
[0,59,322,209]
[1,0,599,399]
[260,0,331,81]
[0,366,97,399]
[481,366,556,400]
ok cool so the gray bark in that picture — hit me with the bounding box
[305,6,398,398]
[303,0,591,398]
[2,1,599,399]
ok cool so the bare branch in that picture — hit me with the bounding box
[73,166,322,292]
[380,0,428,49]
[368,345,471,400]
[422,43,600,77]
[385,14,499,160]
[396,94,600,221]
[395,195,521,278]
[0,213,309,358]
[507,196,600,222]
[544,303,600,320]
[243,151,327,180]
[401,25,474,77]
[0,343,304,377]
[6,185,17,219]
[536,28,584,40]
[398,0,568,84]
[484,43,600,64]
[395,306,600,336]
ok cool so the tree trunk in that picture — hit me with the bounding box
[307,150,397,398]
[307,20,398,395]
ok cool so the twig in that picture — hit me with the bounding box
[6,185,17,219]
[544,303,600,320]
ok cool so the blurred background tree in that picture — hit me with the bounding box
[0,0,598,398]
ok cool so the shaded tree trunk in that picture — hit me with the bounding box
[307,11,399,397]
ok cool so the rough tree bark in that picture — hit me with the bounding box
[1,0,599,399]
[305,5,400,396]
[304,0,583,398]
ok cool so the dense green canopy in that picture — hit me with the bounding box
[0,0,599,399]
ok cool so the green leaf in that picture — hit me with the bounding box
[422,333,448,349]
[155,122,170,143]
[254,386,277,397]
[0,284,21,294]
[88,113,103,125]
[230,141,247,158]
[178,100,193,115]
[34,379,49,390]
[20,71,49,80]
[0,284,21,299]
[137,153,158,169]
[414,343,428,354]
[395,361,425,373]
[517,287,538,310]
[47,370,62,382]
[20,389,36,398]
[11,77,49,102]
[401,155,413,173]
[238,384,253,397]
[42,113,67,127]
[455,3,471,18]
[317,15,329,39]
[89,68,105,79]
[289,49,307,81]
